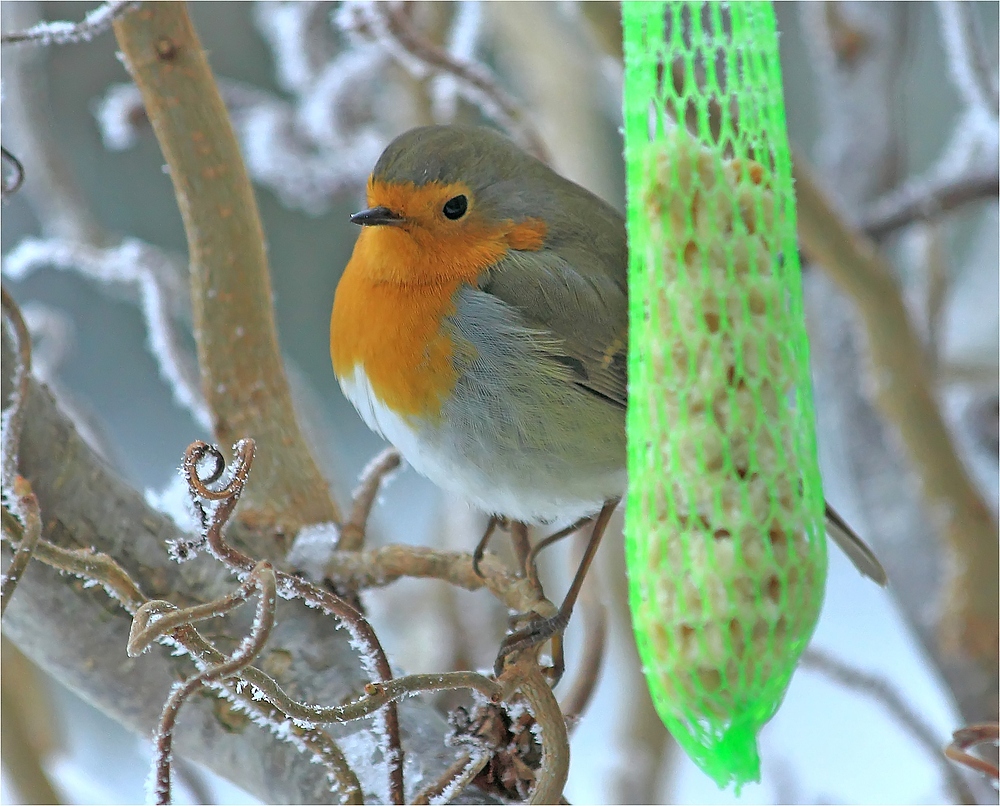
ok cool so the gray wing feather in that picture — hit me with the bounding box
[477,248,628,408]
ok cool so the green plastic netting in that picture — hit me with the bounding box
[622,1,828,790]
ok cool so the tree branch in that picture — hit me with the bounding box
[0,1,136,46]
[862,168,999,238]
[111,2,339,534]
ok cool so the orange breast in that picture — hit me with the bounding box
[331,188,547,420]
[331,250,464,420]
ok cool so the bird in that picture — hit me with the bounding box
[330,124,886,671]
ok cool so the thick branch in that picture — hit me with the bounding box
[111,2,338,534]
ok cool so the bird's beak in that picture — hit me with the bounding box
[350,206,403,227]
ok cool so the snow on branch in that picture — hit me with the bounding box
[337,1,550,163]
[2,237,210,431]
[1,1,137,47]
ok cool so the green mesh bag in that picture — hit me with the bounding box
[622,1,828,790]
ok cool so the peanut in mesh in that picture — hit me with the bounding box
[637,132,823,717]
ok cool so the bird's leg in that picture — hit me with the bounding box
[510,521,532,578]
[524,515,593,593]
[472,515,503,578]
[494,498,619,677]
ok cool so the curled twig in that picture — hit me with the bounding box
[129,562,276,658]
[151,560,277,805]
[359,4,550,163]
[801,647,977,805]
[183,439,405,805]
[1,1,137,46]
[412,751,491,805]
[0,517,362,800]
[1,147,25,199]
[338,447,401,552]
[945,722,1000,787]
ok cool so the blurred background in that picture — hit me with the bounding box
[1,2,997,804]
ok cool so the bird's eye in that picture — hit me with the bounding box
[442,195,468,220]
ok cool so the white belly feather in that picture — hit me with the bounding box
[338,364,625,525]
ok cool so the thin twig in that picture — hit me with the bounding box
[128,566,276,658]
[862,168,999,238]
[367,4,550,163]
[338,447,401,551]
[162,618,502,725]
[795,154,999,662]
[801,648,977,805]
[152,561,277,805]
[0,520,147,610]
[2,237,209,431]
[1,290,41,616]
[183,440,405,805]
[945,722,1000,787]
[209,676,364,804]
[0,1,136,46]
[0,479,41,617]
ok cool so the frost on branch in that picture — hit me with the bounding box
[0,1,137,47]
[288,522,343,582]
[92,1,389,215]
[2,237,209,430]
[90,0,528,215]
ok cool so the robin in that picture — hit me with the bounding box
[330,124,885,671]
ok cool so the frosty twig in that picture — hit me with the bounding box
[1,290,40,615]
[862,168,999,238]
[149,560,277,805]
[1,1,137,46]
[183,438,405,804]
[338,447,401,552]
[346,2,550,163]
